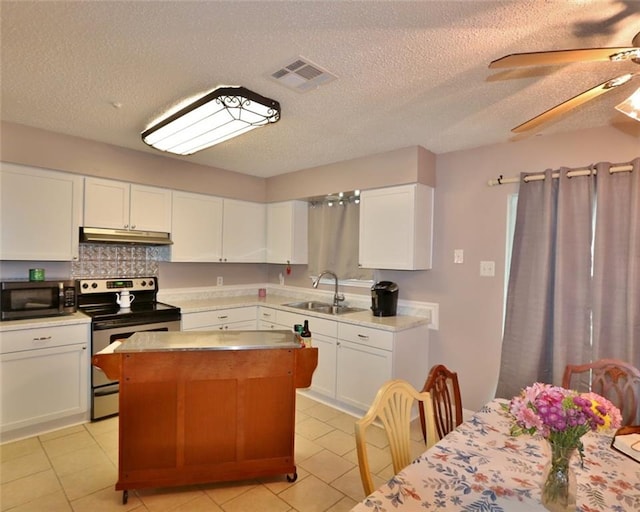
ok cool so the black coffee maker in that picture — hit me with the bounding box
[371,281,399,317]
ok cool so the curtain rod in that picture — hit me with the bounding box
[487,164,634,187]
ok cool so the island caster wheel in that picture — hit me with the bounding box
[286,471,298,482]
[122,490,129,505]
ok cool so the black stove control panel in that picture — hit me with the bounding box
[78,277,157,294]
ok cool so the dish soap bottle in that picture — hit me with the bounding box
[300,320,312,348]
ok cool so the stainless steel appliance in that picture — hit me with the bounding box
[77,276,181,420]
[1,280,76,320]
[371,281,399,317]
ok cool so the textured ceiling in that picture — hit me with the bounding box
[2,1,639,178]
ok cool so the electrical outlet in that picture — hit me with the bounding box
[216,276,223,286]
[454,249,464,264]
[480,261,495,277]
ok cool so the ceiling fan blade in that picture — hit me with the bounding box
[512,73,638,133]
[489,47,638,68]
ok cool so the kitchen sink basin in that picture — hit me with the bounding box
[284,301,332,310]
[283,301,367,315]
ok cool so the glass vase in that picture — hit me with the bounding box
[541,441,577,512]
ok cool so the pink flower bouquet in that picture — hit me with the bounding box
[506,382,622,460]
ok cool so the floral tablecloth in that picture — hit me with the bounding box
[351,398,640,511]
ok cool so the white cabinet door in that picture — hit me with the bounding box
[84,178,171,232]
[170,191,223,262]
[0,164,82,261]
[222,199,266,262]
[336,339,392,411]
[359,184,433,270]
[1,342,88,433]
[130,184,172,232]
[311,332,337,399]
[84,177,130,229]
[266,201,308,264]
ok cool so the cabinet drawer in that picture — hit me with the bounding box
[0,324,88,354]
[338,323,393,351]
[277,310,337,337]
[182,307,256,330]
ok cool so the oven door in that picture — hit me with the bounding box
[91,319,180,420]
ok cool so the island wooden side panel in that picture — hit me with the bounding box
[94,346,318,492]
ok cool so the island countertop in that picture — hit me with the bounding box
[113,329,302,352]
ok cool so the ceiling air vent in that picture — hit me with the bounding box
[269,56,337,93]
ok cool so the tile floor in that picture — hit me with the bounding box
[1,393,429,512]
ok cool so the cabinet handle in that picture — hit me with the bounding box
[131,224,136,229]
[357,334,370,340]
[263,313,272,318]
[33,336,52,341]
[218,315,228,320]
[124,224,129,229]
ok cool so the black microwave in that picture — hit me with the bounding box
[0,280,77,320]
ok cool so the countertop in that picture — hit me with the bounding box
[108,329,302,352]
[0,291,431,333]
[0,312,91,332]
[168,293,430,332]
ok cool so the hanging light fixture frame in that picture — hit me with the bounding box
[141,86,281,155]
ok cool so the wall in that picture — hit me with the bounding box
[0,122,267,201]
[2,120,638,411]
[379,126,639,412]
[266,145,436,202]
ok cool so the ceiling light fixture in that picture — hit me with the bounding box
[615,87,640,121]
[141,86,280,155]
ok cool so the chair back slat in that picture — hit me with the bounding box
[420,364,463,441]
[354,379,437,496]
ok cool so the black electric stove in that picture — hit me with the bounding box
[77,276,181,328]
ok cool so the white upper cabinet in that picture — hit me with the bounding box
[171,192,265,263]
[0,163,82,261]
[171,191,223,262]
[84,177,171,232]
[359,183,433,270]
[266,201,308,264]
[222,199,266,262]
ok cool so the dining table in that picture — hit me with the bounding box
[350,398,640,511]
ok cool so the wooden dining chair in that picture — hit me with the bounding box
[354,379,437,496]
[419,364,463,442]
[562,358,640,425]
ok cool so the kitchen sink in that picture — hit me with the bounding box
[283,301,367,315]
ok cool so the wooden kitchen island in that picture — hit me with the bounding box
[92,330,318,504]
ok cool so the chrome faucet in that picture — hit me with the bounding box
[312,270,345,307]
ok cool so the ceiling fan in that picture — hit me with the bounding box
[489,31,640,133]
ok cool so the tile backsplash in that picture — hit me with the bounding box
[71,243,170,278]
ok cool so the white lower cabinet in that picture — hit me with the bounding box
[336,322,429,413]
[258,308,338,399]
[181,307,257,331]
[188,305,429,414]
[0,323,89,437]
[336,339,391,411]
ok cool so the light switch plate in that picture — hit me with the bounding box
[454,249,464,264]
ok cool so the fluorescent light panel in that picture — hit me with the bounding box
[142,86,280,155]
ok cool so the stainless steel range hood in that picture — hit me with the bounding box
[80,227,172,245]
